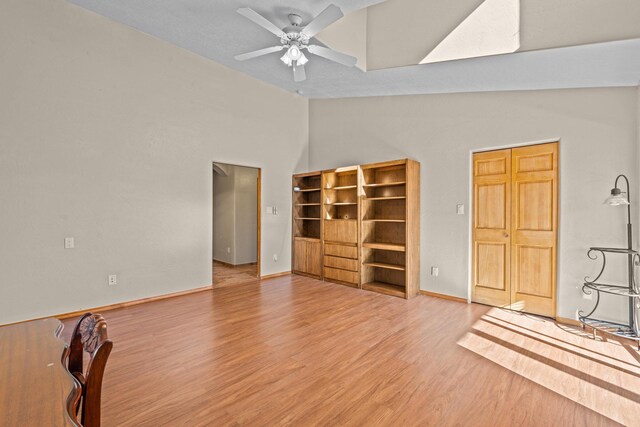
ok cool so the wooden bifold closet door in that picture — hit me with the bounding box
[472,142,558,317]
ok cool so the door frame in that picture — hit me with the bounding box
[212,161,262,281]
[467,138,561,307]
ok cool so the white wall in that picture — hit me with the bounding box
[212,168,236,265]
[212,165,258,265]
[0,0,308,325]
[309,88,639,322]
[234,166,259,265]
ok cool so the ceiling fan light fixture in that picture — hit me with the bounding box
[280,52,292,66]
[280,45,307,67]
[296,52,308,66]
[288,45,302,60]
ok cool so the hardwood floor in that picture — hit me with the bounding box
[61,274,639,426]
[212,260,257,287]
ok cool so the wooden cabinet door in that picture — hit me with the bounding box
[293,239,307,274]
[305,240,322,277]
[510,143,558,317]
[294,238,322,277]
[472,149,512,307]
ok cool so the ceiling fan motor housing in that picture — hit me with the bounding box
[281,31,309,47]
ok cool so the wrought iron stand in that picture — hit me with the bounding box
[580,174,640,349]
[580,247,640,349]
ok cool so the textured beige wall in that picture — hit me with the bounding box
[0,0,308,324]
[309,88,639,322]
[367,0,640,70]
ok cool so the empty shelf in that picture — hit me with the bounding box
[363,181,406,188]
[362,281,406,298]
[363,242,406,252]
[583,282,640,297]
[294,217,321,220]
[325,185,357,190]
[580,317,640,341]
[589,247,638,254]
[324,202,358,206]
[364,196,406,201]
[362,219,406,223]
[363,262,405,271]
[293,236,321,242]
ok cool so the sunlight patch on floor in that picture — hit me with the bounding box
[458,307,640,425]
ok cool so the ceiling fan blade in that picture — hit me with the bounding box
[300,5,344,38]
[234,46,284,61]
[293,63,307,82]
[307,45,357,67]
[237,8,285,38]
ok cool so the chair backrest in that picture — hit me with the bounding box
[68,312,113,427]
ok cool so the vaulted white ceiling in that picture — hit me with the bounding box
[68,0,640,98]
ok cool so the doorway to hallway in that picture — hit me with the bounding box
[212,162,260,287]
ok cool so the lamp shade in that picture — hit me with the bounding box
[604,188,630,206]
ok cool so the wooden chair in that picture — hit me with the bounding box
[68,313,113,427]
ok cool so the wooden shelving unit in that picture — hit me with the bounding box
[360,159,420,299]
[292,172,323,278]
[291,159,420,299]
[322,167,360,288]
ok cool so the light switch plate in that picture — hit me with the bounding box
[456,204,465,215]
[266,206,273,214]
[431,266,439,277]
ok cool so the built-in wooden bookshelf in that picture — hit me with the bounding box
[360,159,420,299]
[322,166,360,288]
[292,172,323,278]
[291,159,420,298]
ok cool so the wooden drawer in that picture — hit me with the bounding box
[324,255,358,272]
[324,243,358,259]
[324,220,357,244]
[324,266,359,284]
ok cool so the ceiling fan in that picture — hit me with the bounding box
[234,4,357,82]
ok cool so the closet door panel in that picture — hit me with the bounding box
[510,143,558,317]
[472,149,512,307]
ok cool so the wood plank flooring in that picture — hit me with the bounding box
[212,261,257,287]
[61,274,639,426]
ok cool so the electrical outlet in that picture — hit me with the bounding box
[64,237,74,249]
[108,275,117,286]
[273,254,278,262]
[431,266,439,277]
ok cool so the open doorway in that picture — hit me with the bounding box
[212,162,261,287]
